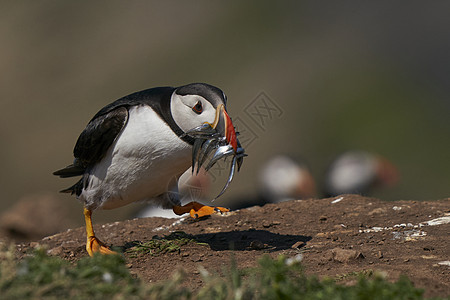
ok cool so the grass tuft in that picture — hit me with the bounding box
[0,243,438,300]
[125,231,206,257]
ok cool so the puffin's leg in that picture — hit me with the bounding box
[84,207,117,256]
[173,201,229,219]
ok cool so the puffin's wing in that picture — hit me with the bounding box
[74,106,129,166]
[53,106,129,177]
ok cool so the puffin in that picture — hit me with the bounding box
[54,83,245,256]
[228,155,316,210]
[258,154,317,203]
[323,150,398,197]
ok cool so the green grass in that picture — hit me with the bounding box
[333,269,375,282]
[0,243,442,300]
[125,231,208,257]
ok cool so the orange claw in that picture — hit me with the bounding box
[173,201,229,219]
[86,236,117,256]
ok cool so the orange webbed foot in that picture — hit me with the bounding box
[86,236,118,256]
[173,201,229,219]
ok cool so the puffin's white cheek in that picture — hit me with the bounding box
[201,109,216,125]
[170,94,219,132]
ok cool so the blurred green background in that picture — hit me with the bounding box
[1,1,449,226]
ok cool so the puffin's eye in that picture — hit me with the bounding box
[192,101,203,114]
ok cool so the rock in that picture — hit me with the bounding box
[0,193,76,242]
[330,248,364,263]
[319,215,327,221]
[291,241,306,249]
[47,246,64,256]
[262,221,281,228]
[368,207,386,216]
[29,242,40,248]
[249,240,266,250]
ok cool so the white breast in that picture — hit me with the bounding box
[81,105,191,210]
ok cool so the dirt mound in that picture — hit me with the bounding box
[17,195,450,298]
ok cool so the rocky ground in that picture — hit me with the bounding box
[14,195,450,298]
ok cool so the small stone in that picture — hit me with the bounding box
[291,241,306,249]
[262,221,281,228]
[191,255,202,262]
[262,222,271,228]
[319,215,327,221]
[29,242,39,248]
[421,255,437,260]
[330,248,364,263]
[249,240,266,250]
[47,246,63,256]
[437,261,450,266]
[368,208,386,216]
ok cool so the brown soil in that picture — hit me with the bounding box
[16,195,450,298]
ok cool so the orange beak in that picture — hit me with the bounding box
[211,104,238,152]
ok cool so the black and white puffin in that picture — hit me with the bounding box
[323,150,398,197]
[54,83,245,256]
[258,154,317,203]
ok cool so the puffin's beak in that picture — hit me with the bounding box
[211,104,238,152]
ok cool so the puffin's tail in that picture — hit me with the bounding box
[53,163,85,196]
[53,164,85,178]
[60,185,76,194]
[58,178,83,196]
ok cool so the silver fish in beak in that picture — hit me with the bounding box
[181,104,246,200]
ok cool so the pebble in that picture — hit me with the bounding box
[47,246,63,256]
[330,248,364,263]
[262,221,281,228]
[29,242,40,248]
[249,240,266,250]
[291,241,306,249]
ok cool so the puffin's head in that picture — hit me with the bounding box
[170,83,237,152]
[170,83,246,200]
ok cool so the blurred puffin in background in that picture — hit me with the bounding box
[229,154,317,210]
[259,154,317,203]
[323,150,399,197]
